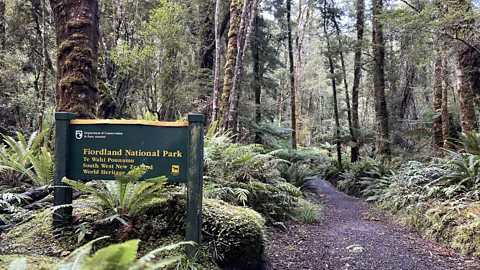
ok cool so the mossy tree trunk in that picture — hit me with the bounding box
[50,0,99,118]
[219,0,239,132]
[441,57,450,147]
[372,0,390,156]
[433,40,443,147]
[227,0,259,133]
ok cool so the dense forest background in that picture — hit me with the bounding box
[0,0,479,160]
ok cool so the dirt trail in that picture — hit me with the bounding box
[266,178,480,270]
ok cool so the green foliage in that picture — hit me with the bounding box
[337,157,397,200]
[0,129,51,186]
[54,236,192,270]
[278,162,316,194]
[455,131,480,155]
[137,112,159,121]
[431,152,480,199]
[293,199,322,224]
[62,165,169,218]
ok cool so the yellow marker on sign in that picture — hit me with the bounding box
[172,165,180,176]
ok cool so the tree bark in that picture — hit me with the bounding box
[433,43,443,147]
[372,0,390,156]
[331,1,356,163]
[323,5,342,170]
[351,0,364,162]
[50,0,100,118]
[219,0,240,131]
[441,57,450,147]
[0,0,5,49]
[455,49,478,132]
[287,0,296,149]
[294,0,310,146]
[38,0,48,132]
[212,0,222,124]
[253,16,262,144]
[227,0,259,133]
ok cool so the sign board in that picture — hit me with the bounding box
[68,120,189,182]
[53,113,204,256]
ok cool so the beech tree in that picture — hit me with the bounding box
[372,0,390,156]
[50,0,100,118]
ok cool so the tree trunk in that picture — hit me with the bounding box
[455,49,478,132]
[50,0,100,118]
[287,0,296,149]
[253,16,262,144]
[351,0,364,162]
[441,57,450,148]
[227,0,259,133]
[433,44,443,147]
[212,0,222,124]
[219,0,240,131]
[38,0,48,132]
[331,1,356,163]
[439,0,478,132]
[0,0,5,49]
[199,0,215,70]
[323,2,341,169]
[372,0,390,156]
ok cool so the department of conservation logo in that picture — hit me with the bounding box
[75,130,83,140]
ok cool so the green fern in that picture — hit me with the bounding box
[62,165,170,218]
[0,128,50,186]
[53,236,193,270]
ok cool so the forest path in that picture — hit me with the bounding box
[266,178,480,270]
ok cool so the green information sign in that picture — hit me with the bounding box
[53,113,205,256]
[68,120,189,182]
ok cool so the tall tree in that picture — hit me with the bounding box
[440,0,478,132]
[252,15,262,143]
[287,0,296,149]
[351,0,364,162]
[38,0,48,132]
[294,0,310,146]
[372,0,390,156]
[331,1,356,163]
[219,0,240,131]
[50,0,100,117]
[212,0,222,124]
[227,0,260,132]
[441,57,449,147]
[433,38,443,147]
[0,0,4,50]
[323,1,341,169]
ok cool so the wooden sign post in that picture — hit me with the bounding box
[53,113,205,255]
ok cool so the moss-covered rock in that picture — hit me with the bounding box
[133,196,266,270]
[0,210,75,256]
[0,195,266,270]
